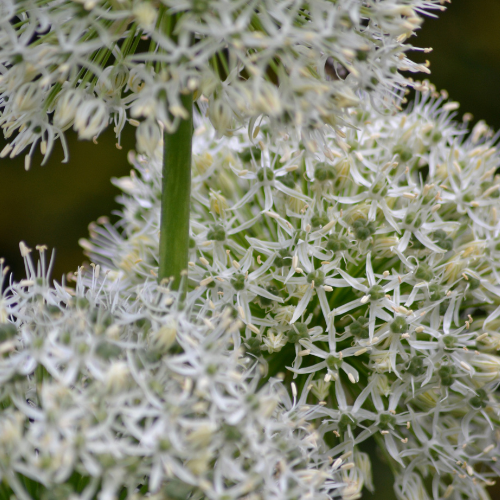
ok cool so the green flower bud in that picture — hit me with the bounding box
[378,413,396,430]
[326,355,342,370]
[350,316,369,339]
[393,145,413,162]
[257,167,274,182]
[432,131,442,143]
[326,234,349,252]
[469,389,488,409]
[416,263,434,282]
[463,192,474,203]
[0,322,17,343]
[311,214,330,229]
[231,274,246,291]
[338,413,357,433]
[203,273,216,288]
[442,335,455,349]
[439,300,449,315]
[275,249,291,267]
[207,226,226,241]
[411,237,425,250]
[238,146,261,163]
[279,172,296,188]
[467,276,481,290]
[287,323,309,343]
[371,181,387,196]
[390,316,408,334]
[306,270,325,286]
[369,285,385,300]
[407,356,426,377]
[356,49,369,61]
[223,424,242,441]
[438,365,456,386]
[352,219,376,240]
[433,229,453,251]
[45,305,62,316]
[76,297,90,309]
[259,285,280,307]
[245,337,262,357]
[428,283,444,301]
[404,211,422,228]
[95,341,122,360]
[315,164,335,182]
[191,0,210,14]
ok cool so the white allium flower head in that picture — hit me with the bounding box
[0,249,344,499]
[0,0,445,165]
[78,87,500,499]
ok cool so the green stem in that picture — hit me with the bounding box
[159,92,193,296]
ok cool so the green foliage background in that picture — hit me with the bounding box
[0,0,499,497]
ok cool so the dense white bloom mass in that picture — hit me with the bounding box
[2,2,500,500]
[0,250,348,500]
[0,0,445,166]
[78,91,500,499]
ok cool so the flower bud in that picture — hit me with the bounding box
[127,65,146,93]
[187,424,216,448]
[0,412,23,450]
[208,98,235,137]
[54,89,86,129]
[263,330,287,354]
[186,453,211,475]
[470,354,500,383]
[334,86,359,108]
[74,98,109,139]
[198,70,218,98]
[355,452,373,491]
[133,2,157,29]
[14,82,42,111]
[105,361,130,393]
[136,119,161,156]
[96,65,129,97]
[151,322,177,352]
[370,351,391,373]
[209,190,228,215]
[193,152,213,175]
[275,306,295,324]
[255,82,282,117]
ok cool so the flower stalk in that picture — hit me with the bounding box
[159,92,193,294]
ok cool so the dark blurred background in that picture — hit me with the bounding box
[0,126,135,284]
[2,0,500,284]
[1,1,499,498]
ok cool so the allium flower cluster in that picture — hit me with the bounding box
[0,0,444,168]
[80,91,500,499]
[0,248,351,500]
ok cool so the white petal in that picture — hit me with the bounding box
[290,287,314,323]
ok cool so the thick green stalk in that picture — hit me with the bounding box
[159,93,193,294]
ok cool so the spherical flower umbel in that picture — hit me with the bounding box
[78,88,500,499]
[0,250,345,500]
[0,0,445,167]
